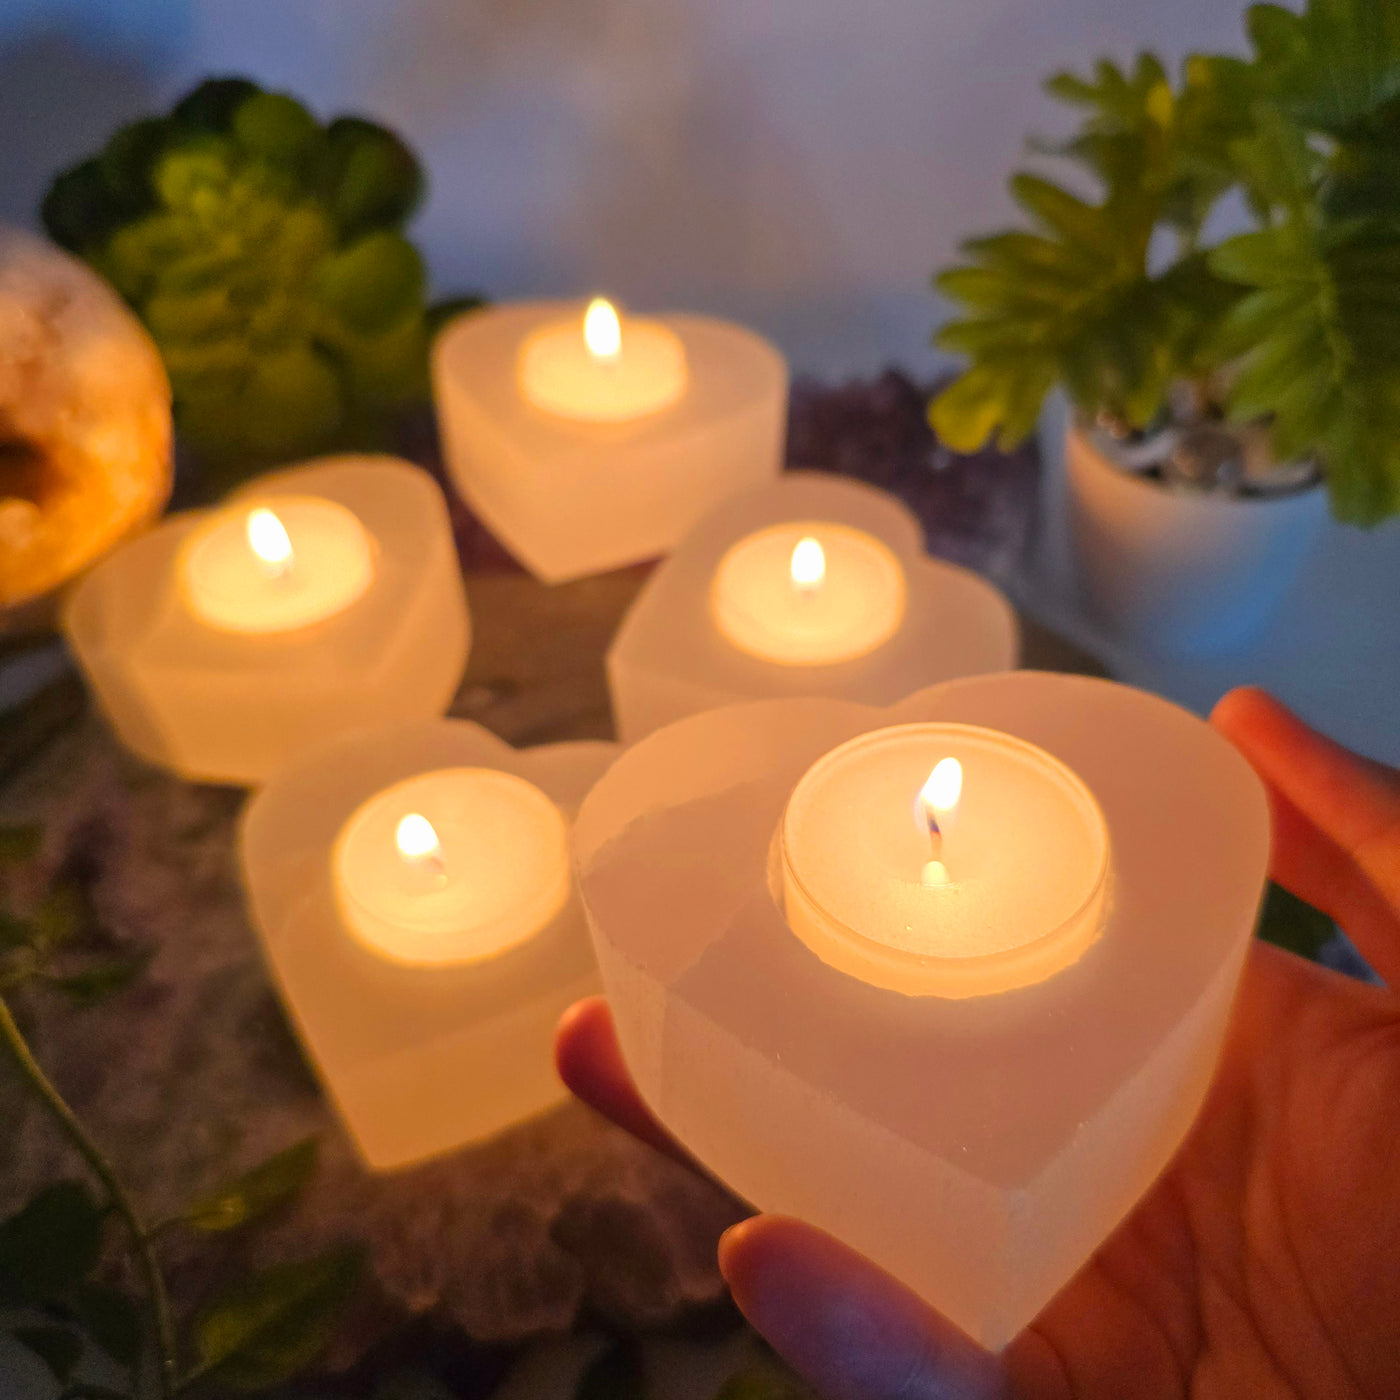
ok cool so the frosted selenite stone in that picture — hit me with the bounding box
[432,301,787,582]
[241,718,619,1170]
[607,473,1019,743]
[575,672,1269,1349]
[64,458,470,787]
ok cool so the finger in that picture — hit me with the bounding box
[1211,687,1400,886]
[719,1216,1009,1400]
[554,997,697,1168]
[1265,783,1400,981]
[1212,688,1400,976]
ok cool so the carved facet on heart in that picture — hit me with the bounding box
[574,672,1269,1349]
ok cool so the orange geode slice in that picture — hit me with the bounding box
[0,228,171,635]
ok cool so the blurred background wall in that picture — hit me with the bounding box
[0,0,1252,375]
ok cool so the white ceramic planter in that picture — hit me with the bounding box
[1065,426,1328,655]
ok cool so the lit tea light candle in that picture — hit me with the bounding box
[711,521,906,665]
[518,295,688,422]
[333,768,571,968]
[434,299,785,581]
[781,724,1108,997]
[242,718,620,1170]
[64,457,470,786]
[180,495,375,634]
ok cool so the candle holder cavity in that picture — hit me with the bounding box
[607,472,1019,743]
[64,457,470,787]
[432,300,787,582]
[241,717,619,1170]
[575,671,1269,1348]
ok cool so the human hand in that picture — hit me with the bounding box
[557,687,1400,1398]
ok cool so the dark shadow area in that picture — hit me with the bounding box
[0,28,159,230]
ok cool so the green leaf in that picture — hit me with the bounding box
[1257,881,1334,959]
[172,77,262,133]
[232,92,322,168]
[314,230,425,334]
[0,911,33,950]
[74,1282,142,1369]
[48,950,152,1007]
[1247,0,1400,135]
[0,1182,105,1301]
[237,346,345,459]
[322,117,424,238]
[184,1139,319,1233]
[1210,211,1400,523]
[32,888,85,954]
[0,824,43,863]
[191,1244,364,1389]
[426,294,488,340]
[575,1340,646,1400]
[13,1325,83,1384]
[715,1361,817,1400]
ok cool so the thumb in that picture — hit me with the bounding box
[719,1217,1009,1400]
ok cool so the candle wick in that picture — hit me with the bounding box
[925,806,943,854]
[409,851,447,883]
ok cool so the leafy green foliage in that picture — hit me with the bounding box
[1203,4,1400,523]
[1256,881,1335,959]
[714,1360,818,1400]
[191,1244,364,1389]
[931,0,1400,522]
[0,1182,106,1302]
[931,52,1249,451]
[183,1138,319,1233]
[1247,0,1400,135]
[41,78,439,480]
[72,1282,142,1370]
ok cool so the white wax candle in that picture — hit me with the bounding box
[711,521,905,665]
[518,297,688,422]
[332,767,571,967]
[180,495,374,634]
[781,723,1108,996]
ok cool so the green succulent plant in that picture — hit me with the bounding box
[930,0,1400,525]
[42,78,448,483]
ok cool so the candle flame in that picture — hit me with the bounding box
[395,812,441,863]
[584,297,622,358]
[246,508,293,576]
[790,535,826,591]
[920,757,963,827]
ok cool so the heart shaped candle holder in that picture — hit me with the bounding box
[65,457,469,787]
[241,718,619,1170]
[575,671,1268,1348]
[607,473,1018,743]
[433,301,787,583]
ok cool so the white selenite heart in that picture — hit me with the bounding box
[241,718,618,1170]
[574,671,1269,1349]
